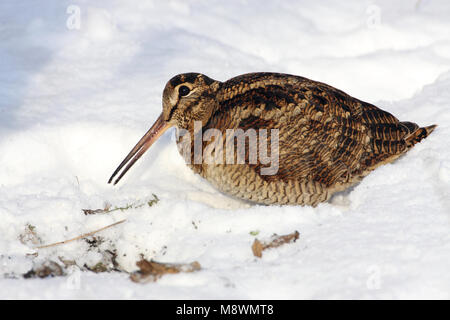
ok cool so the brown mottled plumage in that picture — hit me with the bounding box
[109,72,437,206]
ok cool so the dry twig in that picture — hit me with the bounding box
[35,219,126,249]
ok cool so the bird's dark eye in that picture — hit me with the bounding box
[178,85,190,97]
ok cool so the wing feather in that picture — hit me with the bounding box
[206,73,423,188]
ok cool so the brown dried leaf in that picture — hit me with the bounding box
[252,230,300,258]
[251,239,264,258]
[130,259,201,283]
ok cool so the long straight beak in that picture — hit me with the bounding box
[108,113,171,185]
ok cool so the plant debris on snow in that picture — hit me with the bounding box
[130,259,201,283]
[251,231,300,258]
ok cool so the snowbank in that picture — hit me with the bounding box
[0,0,449,299]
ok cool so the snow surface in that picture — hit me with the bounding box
[0,0,449,299]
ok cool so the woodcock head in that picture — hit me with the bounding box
[108,73,220,185]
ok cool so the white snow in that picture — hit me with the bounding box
[0,0,449,299]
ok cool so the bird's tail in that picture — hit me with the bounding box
[404,123,437,148]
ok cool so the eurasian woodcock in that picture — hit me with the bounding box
[108,72,436,206]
